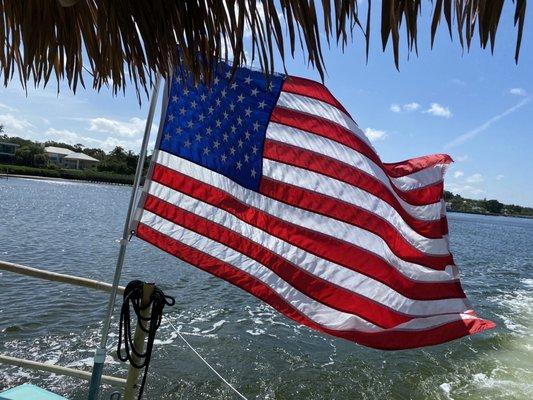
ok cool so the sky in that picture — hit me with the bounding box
[0,3,531,207]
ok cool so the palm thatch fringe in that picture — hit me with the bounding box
[0,0,527,98]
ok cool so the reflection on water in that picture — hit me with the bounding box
[1,178,532,399]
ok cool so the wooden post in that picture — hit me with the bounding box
[123,283,155,400]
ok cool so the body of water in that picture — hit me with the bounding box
[0,177,531,399]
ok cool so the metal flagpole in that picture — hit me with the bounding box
[87,75,162,400]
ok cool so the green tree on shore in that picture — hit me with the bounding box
[1,127,48,167]
[14,143,48,168]
[484,200,504,214]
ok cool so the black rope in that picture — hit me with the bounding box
[117,280,175,399]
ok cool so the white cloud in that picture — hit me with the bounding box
[0,102,17,112]
[45,128,88,143]
[403,102,420,112]
[96,136,144,153]
[0,113,34,133]
[495,174,505,181]
[88,117,147,138]
[44,128,115,148]
[364,128,388,142]
[445,98,530,149]
[241,5,284,39]
[390,104,401,113]
[509,87,527,97]
[44,127,143,153]
[455,154,469,162]
[445,182,486,198]
[466,173,484,183]
[390,102,420,113]
[464,186,485,196]
[447,169,486,199]
[425,103,452,118]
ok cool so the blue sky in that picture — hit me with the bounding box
[0,3,531,206]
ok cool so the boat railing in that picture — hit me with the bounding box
[0,259,141,399]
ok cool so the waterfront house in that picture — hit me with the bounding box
[62,152,99,170]
[44,146,99,170]
[0,141,20,157]
[44,146,74,166]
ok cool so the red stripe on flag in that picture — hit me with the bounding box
[143,194,414,328]
[264,139,445,207]
[271,108,450,198]
[259,177,453,269]
[136,223,495,350]
[282,77,350,116]
[383,154,453,178]
[273,104,452,184]
[264,140,448,238]
[150,164,466,301]
[271,107,381,167]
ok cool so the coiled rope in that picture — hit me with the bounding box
[117,280,247,399]
[117,280,175,399]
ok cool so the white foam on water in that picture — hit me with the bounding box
[67,357,97,368]
[153,331,178,345]
[471,370,532,395]
[440,364,533,400]
[17,178,90,187]
[246,328,266,336]
[201,319,227,334]
[44,356,59,365]
[489,280,532,335]
[468,279,532,398]
[493,311,528,334]
[439,382,453,400]
[522,278,533,288]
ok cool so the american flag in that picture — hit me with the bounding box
[132,62,494,350]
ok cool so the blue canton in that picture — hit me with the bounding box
[159,62,284,191]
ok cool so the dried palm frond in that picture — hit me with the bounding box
[0,0,527,98]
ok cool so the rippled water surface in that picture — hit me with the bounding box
[1,178,532,399]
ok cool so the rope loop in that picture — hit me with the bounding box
[117,280,175,399]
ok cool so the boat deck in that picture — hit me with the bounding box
[0,384,67,400]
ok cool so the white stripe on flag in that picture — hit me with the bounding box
[147,180,470,315]
[266,122,444,214]
[139,209,477,332]
[276,92,373,148]
[140,209,380,332]
[262,159,449,255]
[390,164,450,191]
[153,150,460,281]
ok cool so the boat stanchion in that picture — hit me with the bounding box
[87,75,161,400]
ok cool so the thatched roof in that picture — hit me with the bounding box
[0,0,527,98]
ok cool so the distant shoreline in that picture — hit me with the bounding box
[1,173,132,186]
[0,163,134,185]
[447,209,533,219]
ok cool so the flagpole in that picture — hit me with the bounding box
[87,75,162,400]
